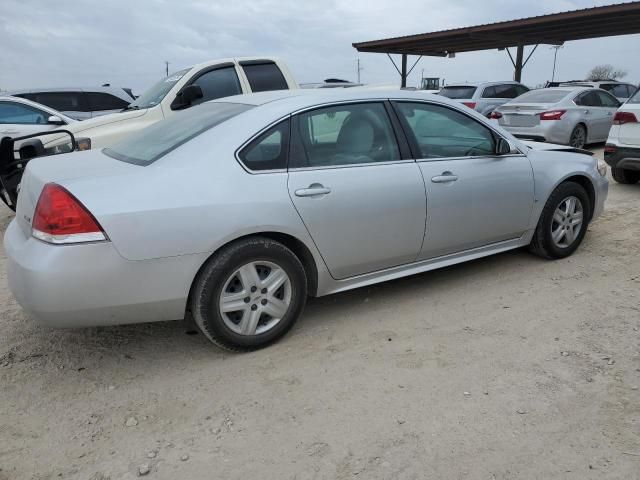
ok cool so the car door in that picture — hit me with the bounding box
[392,101,534,260]
[287,102,426,280]
[594,90,622,141]
[574,91,610,141]
[0,100,57,138]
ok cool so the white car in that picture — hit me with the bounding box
[41,57,297,152]
[0,95,75,139]
[605,88,640,184]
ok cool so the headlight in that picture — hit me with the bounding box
[597,161,607,177]
[76,137,92,151]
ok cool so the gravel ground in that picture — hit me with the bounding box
[1,148,639,480]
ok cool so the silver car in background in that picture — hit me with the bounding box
[492,87,621,148]
[438,81,529,117]
[5,89,608,351]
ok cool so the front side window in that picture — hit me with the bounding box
[241,62,288,92]
[0,101,48,124]
[394,102,495,159]
[191,67,242,105]
[238,120,289,171]
[104,102,252,165]
[129,68,190,109]
[291,103,400,168]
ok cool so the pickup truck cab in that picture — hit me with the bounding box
[53,57,297,151]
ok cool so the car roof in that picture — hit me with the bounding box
[442,81,522,88]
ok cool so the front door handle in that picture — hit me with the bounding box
[295,183,331,197]
[431,172,458,183]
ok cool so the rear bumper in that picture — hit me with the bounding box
[604,145,640,170]
[4,220,205,328]
[501,122,572,146]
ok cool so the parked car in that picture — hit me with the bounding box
[33,57,297,154]
[9,87,134,120]
[491,87,621,148]
[5,89,608,351]
[0,95,75,140]
[605,87,640,184]
[438,81,529,117]
[558,80,637,102]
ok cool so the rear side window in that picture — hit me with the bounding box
[0,101,48,124]
[104,102,252,165]
[191,66,243,104]
[22,92,88,112]
[238,120,289,171]
[86,92,130,111]
[595,90,621,108]
[483,84,525,99]
[439,86,477,99]
[241,62,288,92]
[576,91,602,107]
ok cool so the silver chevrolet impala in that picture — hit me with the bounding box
[5,90,608,351]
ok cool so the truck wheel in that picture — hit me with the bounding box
[611,167,640,184]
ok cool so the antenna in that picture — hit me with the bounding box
[164,61,170,77]
[356,58,364,83]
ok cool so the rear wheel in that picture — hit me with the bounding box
[611,167,640,184]
[191,237,307,352]
[529,182,591,259]
[569,124,587,149]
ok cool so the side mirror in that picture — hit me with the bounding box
[171,84,203,110]
[496,138,514,155]
[47,115,65,125]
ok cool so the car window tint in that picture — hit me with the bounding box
[627,85,638,98]
[86,92,130,111]
[481,86,496,98]
[439,86,477,99]
[238,120,289,170]
[242,62,288,92]
[104,102,253,166]
[395,102,495,159]
[291,103,400,168]
[515,85,530,96]
[484,84,521,99]
[26,92,87,112]
[0,101,48,124]
[191,67,242,105]
[576,91,601,107]
[595,90,620,108]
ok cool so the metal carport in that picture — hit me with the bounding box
[352,2,640,86]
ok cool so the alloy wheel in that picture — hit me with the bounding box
[218,261,292,336]
[551,196,584,248]
[570,127,586,149]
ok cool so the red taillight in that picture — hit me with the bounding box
[604,144,617,154]
[490,111,502,119]
[613,111,638,125]
[539,110,566,121]
[462,102,477,109]
[32,183,106,244]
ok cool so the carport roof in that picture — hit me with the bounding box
[352,2,640,56]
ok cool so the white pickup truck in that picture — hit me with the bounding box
[52,57,298,151]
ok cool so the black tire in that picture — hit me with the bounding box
[611,167,640,184]
[529,181,591,259]
[569,124,587,149]
[191,236,307,352]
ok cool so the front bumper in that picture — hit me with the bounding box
[4,220,205,328]
[604,145,640,170]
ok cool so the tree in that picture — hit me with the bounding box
[586,64,627,81]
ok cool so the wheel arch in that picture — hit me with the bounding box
[186,231,320,317]
[556,174,596,221]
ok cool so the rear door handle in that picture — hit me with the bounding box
[294,183,331,197]
[431,172,458,183]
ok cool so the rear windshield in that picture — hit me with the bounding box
[511,89,571,104]
[438,86,477,99]
[104,102,253,165]
[627,88,640,104]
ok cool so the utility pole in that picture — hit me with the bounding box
[164,61,170,77]
[550,45,563,82]
[356,58,363,83]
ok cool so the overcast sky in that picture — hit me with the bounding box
[2,0,638,94]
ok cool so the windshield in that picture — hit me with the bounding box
[438,86,477,99]
[127,68,191,109]
[627,88,640,104]
[510,89,571,104]
[104,102,253,165]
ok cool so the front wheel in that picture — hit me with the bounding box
[529,182,591,259]
[191,237,307,352]
[611,167,640,184]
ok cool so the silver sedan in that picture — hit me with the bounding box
[491,87,621,148]
[5,89,608,351]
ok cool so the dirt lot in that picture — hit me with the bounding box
[1,148,639,480]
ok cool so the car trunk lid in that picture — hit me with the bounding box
[497,103,555,127]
